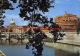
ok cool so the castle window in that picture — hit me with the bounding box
[58,17,60,19]
[69,20,71,21]
[63,20,65,21]
[70,25,74,27]
[66,20,68,21]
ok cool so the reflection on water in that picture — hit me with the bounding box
[53,43,80,53]
[55,49,79,56]
[54,43,80,56]
[0,45,54,56]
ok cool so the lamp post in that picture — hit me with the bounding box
[8,28,13,45]
[21,28,23,44]
[8,32,11,45]
[19,28,23,44]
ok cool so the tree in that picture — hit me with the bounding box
[0,9,5,26]
[0,0,14,44]
[0,9,5,44]
[0,0,62,56]
[0,3,5,40]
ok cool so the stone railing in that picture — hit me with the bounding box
[0,50,6,56]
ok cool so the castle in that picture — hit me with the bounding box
[54,13,80,32]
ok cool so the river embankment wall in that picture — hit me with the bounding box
[44,32,80,54]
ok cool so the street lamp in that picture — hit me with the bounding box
[19,28,23,44]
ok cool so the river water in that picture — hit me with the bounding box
[0,45,55,56]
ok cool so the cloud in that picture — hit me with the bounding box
[55,0,70,3]
[55,0,64,3]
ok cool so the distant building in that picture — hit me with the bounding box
[3,19,49,33]
[3,19,28,33]
[55,13,80,32]
[3,14,79,33]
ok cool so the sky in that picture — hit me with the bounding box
[3,0,80,26]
